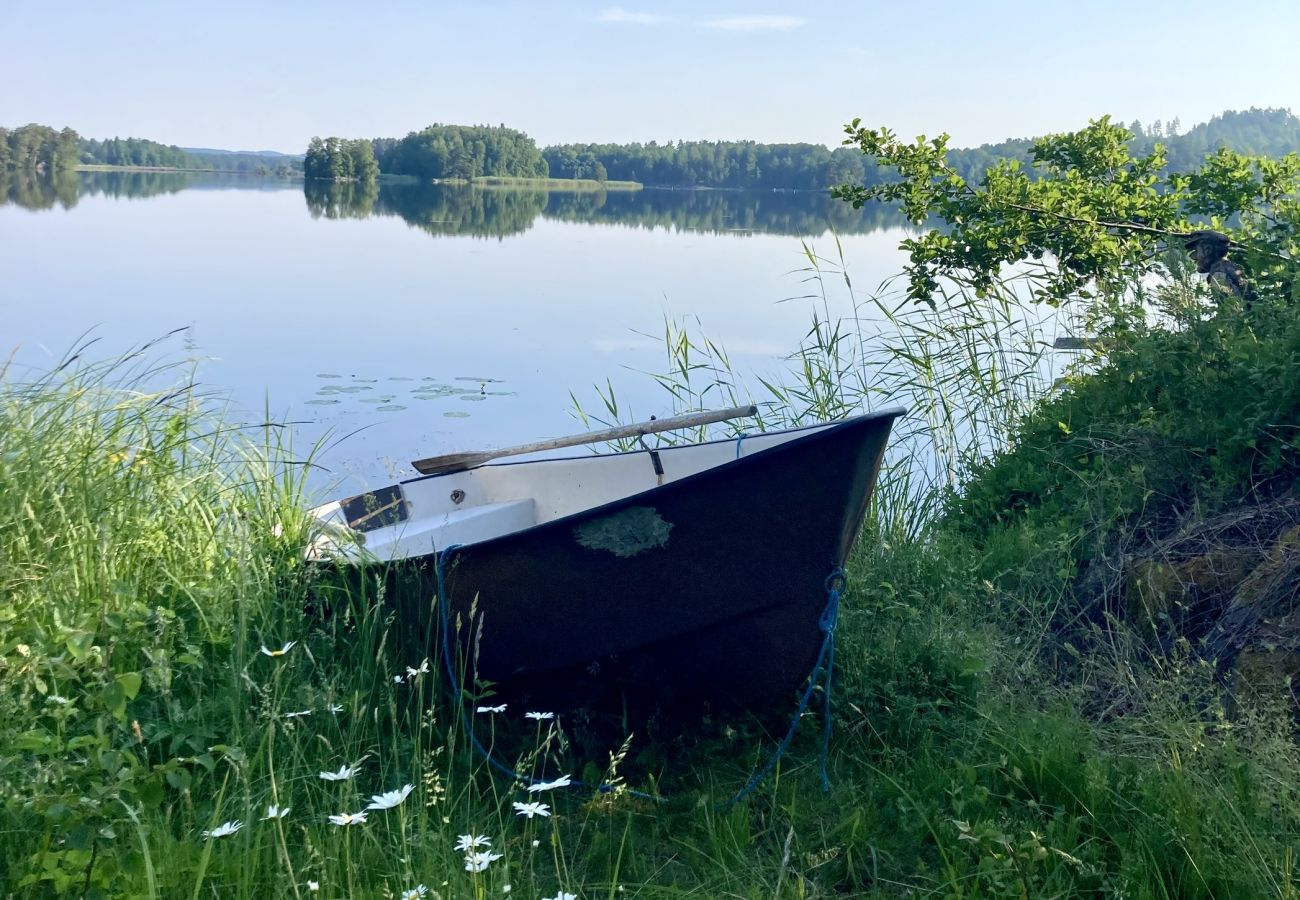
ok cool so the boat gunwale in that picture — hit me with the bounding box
[375,407,906,564]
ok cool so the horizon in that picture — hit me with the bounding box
[4,1,1298,156]
[12,105,1297,159]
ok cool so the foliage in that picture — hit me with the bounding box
[303,136,378,182]
[2,124,81,171]
[833,115,1300,306]
[949,278,1300,615]
[375,123,548,181]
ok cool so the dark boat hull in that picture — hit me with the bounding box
[369,412,899,711]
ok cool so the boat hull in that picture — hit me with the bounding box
[343,412,900,713]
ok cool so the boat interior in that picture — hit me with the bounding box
[307,421,839,562]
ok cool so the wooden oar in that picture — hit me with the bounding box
[411,405,759,475]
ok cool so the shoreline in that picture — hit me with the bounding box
[76,164,302,176]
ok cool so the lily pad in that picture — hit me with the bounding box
[443,411,471,419]
[376,404,407,412]
[305,398,341,406]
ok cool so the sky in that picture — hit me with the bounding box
[4,0,1299,153]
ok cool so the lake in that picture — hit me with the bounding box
[2,170,924,495]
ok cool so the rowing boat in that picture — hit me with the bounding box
[307,408,903,712]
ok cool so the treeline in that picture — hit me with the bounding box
[543,107,1300,190]
[82,136,193,168]
[1,123,302,175]
[304,124,549,182]
[543,141,866,190]
[1131,107,1300,170]
[0,125,82,171]
[374,124,548,181]
[303,137,378,181]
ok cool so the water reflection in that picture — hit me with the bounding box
[310,179,909,238]
[1,169,299,211]
[2,169,908,239]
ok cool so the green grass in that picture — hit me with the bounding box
[5,257,1300,897]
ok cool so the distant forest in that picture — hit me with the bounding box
[544,107,1300,189]
[299,107,1300,190]
[6,108,1297,189]
[0,124,302,174]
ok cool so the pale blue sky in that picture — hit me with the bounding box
[4,1,1298,153]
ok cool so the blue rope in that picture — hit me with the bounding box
[734,432,748,459]
[720,567,845,809]
[434,545,664,802]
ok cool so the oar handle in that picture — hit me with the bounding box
[411,405,758,475]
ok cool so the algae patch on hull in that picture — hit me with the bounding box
[574,506,673,558]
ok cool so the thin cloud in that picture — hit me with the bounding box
[594,7,670,24]
[699,14,806,32]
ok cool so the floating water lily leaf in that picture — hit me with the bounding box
[454,376,505,383]
[376,404,407,412]
[306,399,342,405]
[316,373,342,379]
[458,395,487,402]
[443,411,471,418]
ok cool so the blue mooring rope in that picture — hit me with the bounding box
[435,544,844,808]
[720,567,845,808]
[734,432,748,459]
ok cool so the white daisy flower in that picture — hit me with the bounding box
[394,674,405,684]
[512,801,551,818]
[327,704,344,714]
[532,839,540,848]
[476,703,507,713]
[262,804,291,820]
[365,783,414,810]
[525,711,554,721]
[406,660,430,678]
[454,834,491,852]
[284,709,312,719]
[319,764,359,781]
[307,881,319,892]
[201,820,243,839]
[399,886,428,900]
[464,850,503,872]
[327,811,368,826]
[526,775,572,793]
[542,893,577,900]
[260,641,297,658]
[502,885,512,894]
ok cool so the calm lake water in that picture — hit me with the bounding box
[1,170,919,494]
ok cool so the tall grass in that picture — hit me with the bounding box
[574,238,1073,538]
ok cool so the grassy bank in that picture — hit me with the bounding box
[4,268,1300,897]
